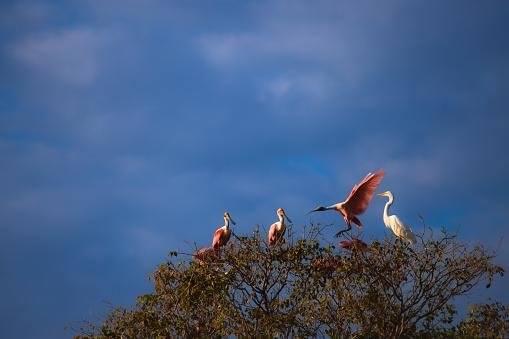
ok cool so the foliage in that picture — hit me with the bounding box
[75,225,506,338]
[454,302,509,338]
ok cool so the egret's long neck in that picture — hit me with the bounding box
[224,217,230,230]
[383,196,394,226]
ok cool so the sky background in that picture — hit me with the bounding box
[1,1,508,337]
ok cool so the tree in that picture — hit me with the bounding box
[75,225,506,338]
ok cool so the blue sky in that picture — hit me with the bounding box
[1,1,508,337]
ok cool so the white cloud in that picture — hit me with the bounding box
[261,73,334,103]
[267,78,293,98]
[194,1,406,107]
[196,34,245,66]
[196,28,344,68]
[195,1,402,84]
[9,28,110,86]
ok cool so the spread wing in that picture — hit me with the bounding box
[343,169,385,215]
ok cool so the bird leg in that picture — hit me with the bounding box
[335,223,352,238]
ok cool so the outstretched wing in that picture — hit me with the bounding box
[343,169,385,215]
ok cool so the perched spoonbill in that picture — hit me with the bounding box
[377,191,416,244]
[192,247,216,265]
[212,212,236,254]
[310,169,385,237]
[268,208,292,246]
[312,255,342,272]
[339,238,368,252]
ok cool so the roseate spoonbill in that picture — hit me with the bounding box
[312,255,342,272]
[192,247,216,265]
[339,238,368,252]
[377,191,416,244]
[310,169,385,237]
[212,212,236,254]
[268,208,292,246]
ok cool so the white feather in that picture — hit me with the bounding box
[381,191,416,244]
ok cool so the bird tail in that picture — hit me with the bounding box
[351,216,362,228]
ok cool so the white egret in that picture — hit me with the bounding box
[377,191,416,244]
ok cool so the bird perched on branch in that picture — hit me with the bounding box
[268,208,292,246]
[339,238,368,252]
[212,212,236,254]
[192,247,216,265]
[310,169,385,237]
[377,191,416,244]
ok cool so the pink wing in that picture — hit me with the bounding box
[212,228,224,250]
[213,228,231,251]
[339,239,368,251]
[268,223,277,245]
[193,247,216,263]
[343,169,385,215]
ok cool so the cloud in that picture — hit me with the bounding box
[261,73,334,103]
[0,1,52,27]
[196,34,242,66]
[196,27,359,76]
[8,27,111,86]
[195,1,404,88]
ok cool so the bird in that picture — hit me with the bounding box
[192,247,216,265]
[212,211,236,254]
[377,191,416,244]
[268,208,292,246]
[312,255,342,272]
[310,169,385,237]
[339,238,368,252]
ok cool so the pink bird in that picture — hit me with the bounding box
[192,247,217,265]
[268,208,292,246]
[212,211,236,255]
[310,169,385,237]
[339,239,368,252]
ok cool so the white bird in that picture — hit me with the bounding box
[377,191,416,244]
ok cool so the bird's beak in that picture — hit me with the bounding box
[285,214,292,223]
[308,206,326,214]
[230,217,236,225]
[376,192,385,197]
